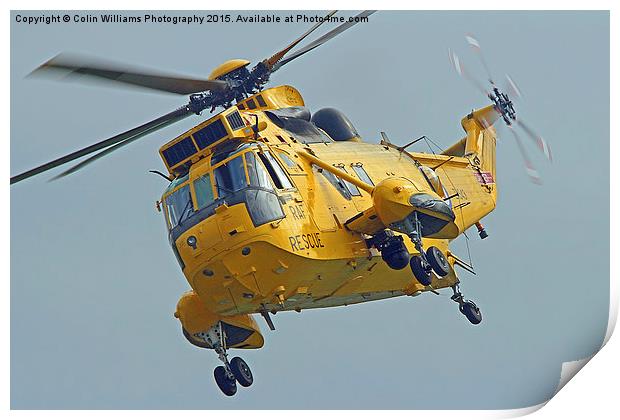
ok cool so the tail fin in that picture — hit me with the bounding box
[443,105,499,183]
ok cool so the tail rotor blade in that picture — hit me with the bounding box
[516,119,552,162]
[508,125,542,185]
[448,48,489,97]
[465,33,495,85]
[505,74,523,99]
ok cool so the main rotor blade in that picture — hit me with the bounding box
[51,110,190,180]
[263,10,338,69]
[507,125,542,185]
[30,54,228,95]
[10,105,192,185]
[516,119,552,162]
[272,10,376,71]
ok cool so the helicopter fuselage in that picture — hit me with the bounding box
[163,85,499,347]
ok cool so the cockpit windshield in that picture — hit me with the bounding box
[165,184,194,228]
[164,147,287,234]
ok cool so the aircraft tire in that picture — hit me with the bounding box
[410,255,432,286]
[230,356,253,387]
[214,366,237,396]
[459,302,482,325]
[426,246,450,277]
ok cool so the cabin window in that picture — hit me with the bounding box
[277,152,297,168]
[418,165,444,197]
[214,155,248,198]
[193,173,215,209]
[256,95,267,107]
[258,150,294,189]
[337,167,361,196]
[165,185,194,228]
[315,165,352,200]
[246,98,257,110]
[352,164,374,186]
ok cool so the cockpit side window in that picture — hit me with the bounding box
[214,155,248,198]
[193,173,215,209]
[257,150,294,190]
[245,152,274,190]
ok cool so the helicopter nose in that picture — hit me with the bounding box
[409,193,455,221]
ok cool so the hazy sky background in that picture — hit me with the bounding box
[11,10,609,409]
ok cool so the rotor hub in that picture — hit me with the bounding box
[488,87,516,125]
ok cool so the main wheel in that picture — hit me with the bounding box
[459,301,482,325]
[230,356,253,387]
[426,246,450,277]
[214,366,237,396]
[410,255,432,286]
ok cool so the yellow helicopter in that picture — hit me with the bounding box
[10,11,552,396]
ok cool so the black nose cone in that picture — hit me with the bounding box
[409,193,456,221]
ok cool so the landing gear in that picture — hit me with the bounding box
[375,213,451,285]
[230,356,253,387]
[450,282,482,325]
[459,301,482,325]
[409,255,431,286]
[426,246,450,277]
[214,366,237,396]
[400,212,450,285]
[197,322,254,396]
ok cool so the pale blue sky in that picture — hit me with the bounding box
[11,10,609,409]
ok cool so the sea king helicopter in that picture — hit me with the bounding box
[11,11,551,396]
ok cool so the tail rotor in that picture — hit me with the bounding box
[449,34,551,184]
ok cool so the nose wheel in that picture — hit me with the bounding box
[197,322,255,396]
